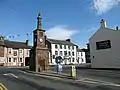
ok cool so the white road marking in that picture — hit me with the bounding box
[76,78,120,87]
[11,73,18,78]
[3,74,9,76]
[3,73,18,78]
[17,70,27,74]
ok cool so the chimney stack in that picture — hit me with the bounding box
[26,40,29,45]
[100,19,107,28]
[66,39,70,42]
[116,26,119,30]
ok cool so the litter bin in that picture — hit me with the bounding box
[71,65,76,77]
[57,64,62,74]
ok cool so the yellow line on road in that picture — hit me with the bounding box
[0,83,8,90]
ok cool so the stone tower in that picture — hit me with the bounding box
[30,13,49,72]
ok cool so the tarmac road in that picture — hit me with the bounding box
[0,67,120,90]
[0,67,83,90]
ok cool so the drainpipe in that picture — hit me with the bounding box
[23,49,25,66]
[18,49,20,67]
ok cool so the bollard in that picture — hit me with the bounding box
[71,65,76,79]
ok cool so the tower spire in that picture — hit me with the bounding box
[37,13,42,29]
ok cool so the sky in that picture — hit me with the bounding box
[0,0,120,48]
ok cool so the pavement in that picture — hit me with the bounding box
[0,66,120,90]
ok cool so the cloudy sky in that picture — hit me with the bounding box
[0,0,120,48]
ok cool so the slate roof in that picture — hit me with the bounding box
[89,27,120,40]
[81,48,89,52]
[0,40,31,49]
[47,39,77,46]
[0,41,5,46]
[77,48,83,52]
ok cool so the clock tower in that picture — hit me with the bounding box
[32,13,49,72]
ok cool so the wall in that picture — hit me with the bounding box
[50,44,77,65]
[6,48,30,66]
[90,27,120,68]
[23,49,30,66]
[77,52,86,64]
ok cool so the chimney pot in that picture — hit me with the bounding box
[100,19,107,28]
[26,40,29,45]
[116,26,119,30]
[66,39,70,42]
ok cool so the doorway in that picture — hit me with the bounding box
[25,57,29,66]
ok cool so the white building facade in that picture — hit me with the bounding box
[47,39,86,65]
[89,19,120,68]
[77,49,86,64]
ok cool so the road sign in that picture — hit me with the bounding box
[55,56,63,64]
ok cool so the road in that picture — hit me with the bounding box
[0,67,84,90]
[0,67,120,90]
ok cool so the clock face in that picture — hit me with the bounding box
[39,38,43,43]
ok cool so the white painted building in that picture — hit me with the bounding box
[77,49,86,64]
[89,19,120,68]
[47,39,77,65]
[47,39,86,65]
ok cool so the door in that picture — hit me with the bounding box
[13,58,17,66]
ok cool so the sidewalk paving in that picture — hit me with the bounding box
[23,69,75,79]
[51,63,91,68]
